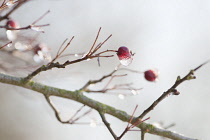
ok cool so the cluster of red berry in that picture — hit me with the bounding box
[117,46,158,82]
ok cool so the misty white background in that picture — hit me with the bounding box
[0,0,210,140]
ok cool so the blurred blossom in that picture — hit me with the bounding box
[33,43,51,63]
[90,119,97,127]
[131,89,139,95]
[6,30,17,41]
[118,94,125,100]
[15,42,28,51]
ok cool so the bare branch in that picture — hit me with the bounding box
[44,95,92,124]
[0,41,12,49]
[31,10,50,25]
[0,72,200,140]
[138,61,209,119]
[99,112,118,140]
[0,0,28,21]
[23,30,115,82]
[80,69,117,91]
[87,27,101,55]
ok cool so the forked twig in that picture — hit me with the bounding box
[138,60,210,119]
[31,10,50,25]
[99,112,118,140]
[99,105,150,140]
[0,10,50,32]
[45,95,92,124]
[23,28,114,82]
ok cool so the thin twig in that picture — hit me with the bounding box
[0,0,28,21]
[23,30,114,82]
[31,10,50,25]
[138,61,210,119]
[45,95,92,124]
[68,105,85,122]
[69,109,92,124]
[0,41,12,49]
[44,95,65,123]
[49,36,74,64]
[0,24,50,31]
[90,34,112,55]
[99,112,118,140]
[0,0,6,7]
[80,69,117,91]
[87,27,101,55]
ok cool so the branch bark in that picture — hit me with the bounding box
[0,72,199,140]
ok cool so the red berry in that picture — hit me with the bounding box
[117,46,131,60]
[117,46,133,66]
[6,19,18,28]
[144,70,158,82]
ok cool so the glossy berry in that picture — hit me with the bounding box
[117,46,131,59]
[6,19,18,28]
[117,46,133,66]
[144,69,158,82]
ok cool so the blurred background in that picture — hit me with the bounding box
[0,0,210,139]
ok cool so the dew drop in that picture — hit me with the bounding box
[33,54,42,63]
[90,119,97,127]
[118,94,125,100]
[14,42,28,51]
[86,58,91,61]
[119,57,133,66]
[30,26,44,32]
[131,90,138,95]
[7,43,12,48]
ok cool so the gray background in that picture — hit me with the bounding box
[0,0,210,139]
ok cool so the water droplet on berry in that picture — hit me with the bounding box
[119,57,133,66]
[117,46,133,66]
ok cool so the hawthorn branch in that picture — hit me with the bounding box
[0,10,50,32]
[44,95,92,124]
[80,69,117,91]
[23,29,114,82]
[0,67,201,140]
[0,0,28,21]
[138,61,209,119]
